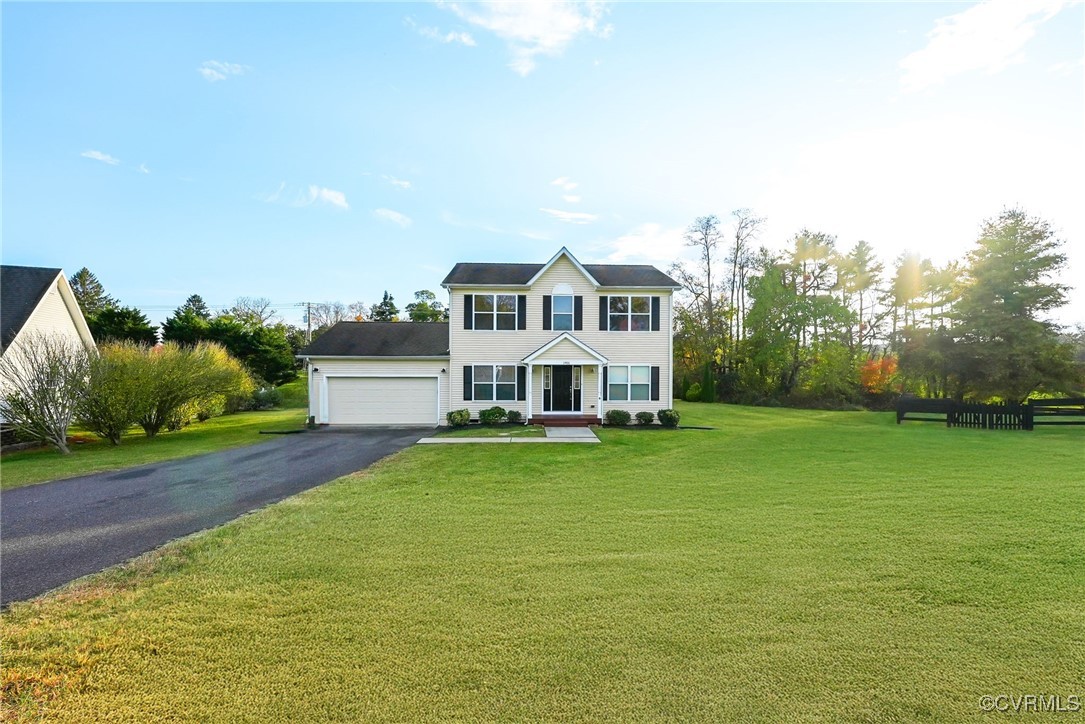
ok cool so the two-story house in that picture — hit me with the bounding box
[300,248,680,426]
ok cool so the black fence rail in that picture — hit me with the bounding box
[1028,397,1085,427]
[897,396,1085,431]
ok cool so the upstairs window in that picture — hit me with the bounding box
[552,295,574,331]
[609,295,651,331]
[474,294,517,331]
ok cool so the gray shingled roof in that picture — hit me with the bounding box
[1,265,63,352]
[441,262,679,288]
[299,321,450,357]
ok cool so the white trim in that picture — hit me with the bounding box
[7,271,98,355]
[466,362,522,405]
[319,373,442,426]
[522,332,608,364]
[541,363,583,414]
[667,292,674,409]
[469,293,520,333]
[526,362,533,419]
[526,247,601,288]
[605,363,656,404]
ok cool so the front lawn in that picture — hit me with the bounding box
[3,402,1082,721]
[0,409,305,490]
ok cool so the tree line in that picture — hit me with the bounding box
[671,207,1082,407]
[68,272,450,388]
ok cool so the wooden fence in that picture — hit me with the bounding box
[897,396,1085,431]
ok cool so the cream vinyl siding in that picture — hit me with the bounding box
[7,280,93,357]
[308,358,449,425]
[449,254,673,417]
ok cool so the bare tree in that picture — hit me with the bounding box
[727,209,764,352]
[670,215,725,334]
[230,297,278,326]
[0,332,91,454]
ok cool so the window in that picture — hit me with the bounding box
[608,295,651,331]
[474,294,517,331]
[608,365,650,401]
[552,295,573,331]
[473,365,516,401]
[543,366,551,389]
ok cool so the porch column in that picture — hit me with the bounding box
[597,363,604,420]
[526,363,533,421]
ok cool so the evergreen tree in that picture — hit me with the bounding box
[88,306,158,345]
[949,208,1077,401]
[370,291,399,322]
[181,294,212,319]
[68,267,117,317]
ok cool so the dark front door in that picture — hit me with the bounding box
[551,365,573,412]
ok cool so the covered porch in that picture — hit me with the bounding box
[522,333,607,427]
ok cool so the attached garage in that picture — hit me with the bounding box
[326,376,439,426]
[299,321,451,427]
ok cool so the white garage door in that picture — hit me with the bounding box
[326,377,438,426]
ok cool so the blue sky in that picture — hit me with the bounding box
[3,1,1083,327]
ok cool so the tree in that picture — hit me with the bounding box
[949,208,1077,402]
[204,315,297,386]
[370,291,399,322]
[180,294,212,319]
[0,332,91,454]
[68,267,116,318]
[78,341,150,445]
[229,297,277,327]
[87,306,158,345]
[405,290,446,322]
[161,306,211,345]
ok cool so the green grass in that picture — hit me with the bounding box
[435,423,546,438]
[3,402,1083,721]
[0,409,306,490]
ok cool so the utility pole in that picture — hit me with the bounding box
[306,301,312,343]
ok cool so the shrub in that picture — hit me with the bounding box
[684,382,702,402]
[657,408,680,428]
[0,331,92,454]
[77,341,150,445]
[195,395,227,422]
[479,406,507,425]
[635,411,655,426]
[700,362,716,402]
[447,408,470,427]
[506,409,523,424]
[605,409,631,426]
[251,386,283,410]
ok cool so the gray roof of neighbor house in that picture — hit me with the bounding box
[298,321,450,357]
[1,265,64,352]
[441,262,680,288]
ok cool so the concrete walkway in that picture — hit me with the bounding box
[417,427,600,444]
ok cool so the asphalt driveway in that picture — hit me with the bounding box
[1,428,427,605]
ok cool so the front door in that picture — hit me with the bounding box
[544,365,581,412]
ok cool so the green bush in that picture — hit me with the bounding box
[447,409,470,427]
[657,409,681,428]
[605,409,631,426]
[195,395,227,422]
[684,383,702,402]
[506,410,523,424]
[77,341,149,445]
[635,411,655,426]
[479,406,507,425]
[251,387,283,410]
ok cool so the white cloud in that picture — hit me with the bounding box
[440,1,612,76]
[81,149,120,165]
[562,194,581,204]
[199,60,249,83]
[594,222,689,268]
[540,207,597,224]
[305,186,349,210]
[374,208,413,227]
[406,15,476,45]
[137,163,150,174]
[383,175,413,190]
[899,0,1070,93]
[551,176,578,191]
[259,182,349,210]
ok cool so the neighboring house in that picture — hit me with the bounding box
[299,248,680,426]
[0,265,97,434]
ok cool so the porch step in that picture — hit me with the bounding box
[529,416,602,427]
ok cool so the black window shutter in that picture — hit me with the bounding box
[517,295,527,330]
[574,296,583,330]
[464,295,473,330]
[651,366,660,401]
[602,366,608,401]
[516,366,526,401]
[599,296,608,331]
[542,295,552,331]
[651,297,661,331]
[463,366,473,401]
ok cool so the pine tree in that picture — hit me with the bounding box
[370,291,399,322]
[68,267,116,317]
